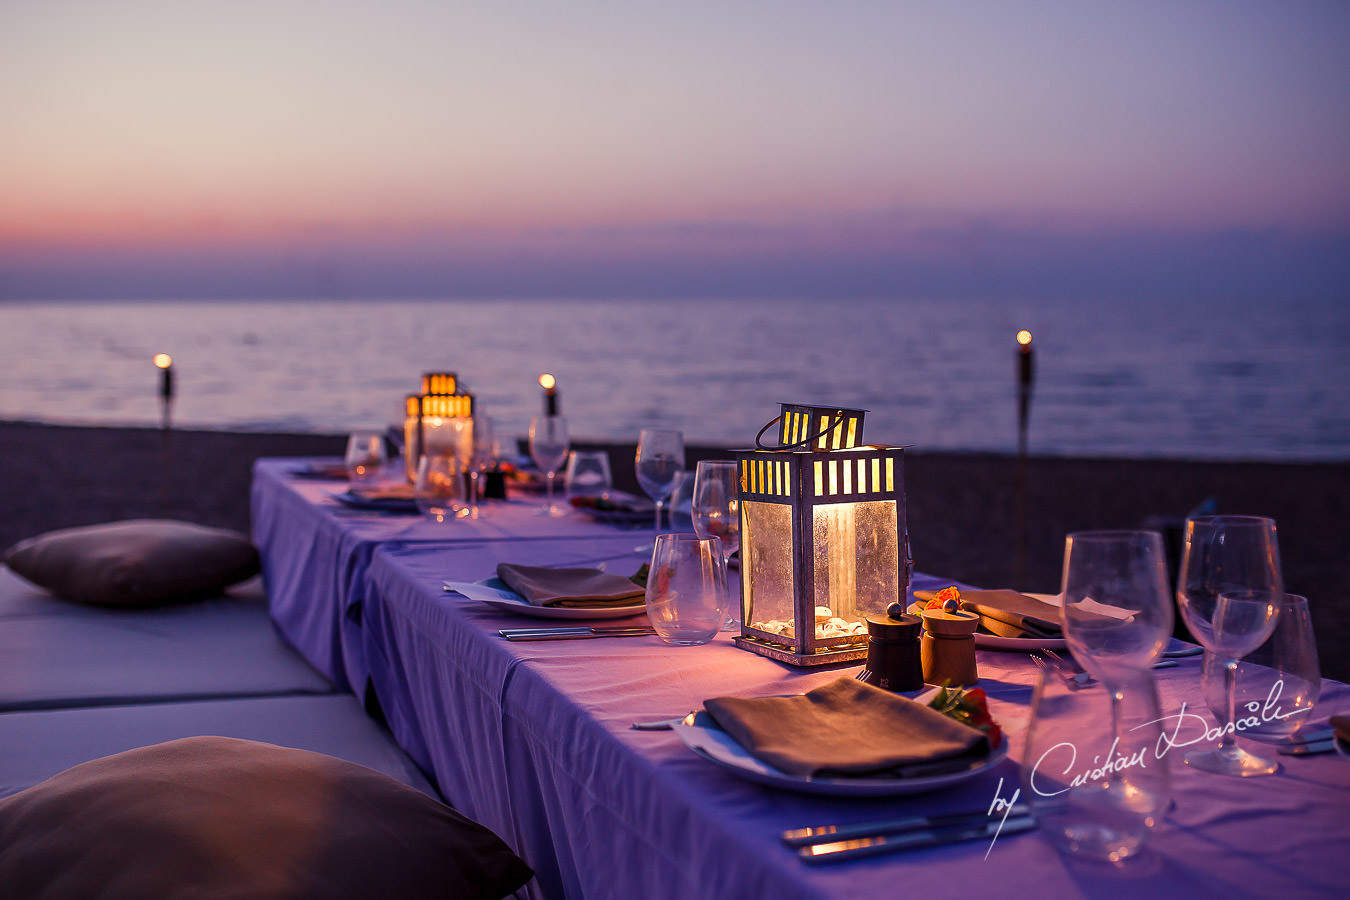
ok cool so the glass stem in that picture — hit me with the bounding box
[653,499,663,534]
[546,471,555,511]
[1110,687,1124,759]
[468,471,479,517]
[1221,659,1240,756]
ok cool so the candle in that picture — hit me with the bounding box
[538,373,559,416]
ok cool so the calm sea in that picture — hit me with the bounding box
[1,296,1347,461]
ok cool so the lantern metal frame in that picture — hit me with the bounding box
[734,404,912,666]
[403,372,475,482]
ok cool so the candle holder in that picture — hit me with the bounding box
[734,404,912,666]
[403,372,475,482]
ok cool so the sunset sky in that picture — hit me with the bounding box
[2,1,1347,300]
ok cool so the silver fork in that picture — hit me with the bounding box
[1030,652,1091,690]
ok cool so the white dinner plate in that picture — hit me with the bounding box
[444,578,648,620]
[672,693,1009,797]
[907,594,1067,651]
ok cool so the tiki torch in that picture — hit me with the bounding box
[153,353,174,430]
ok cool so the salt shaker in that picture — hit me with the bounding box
[856,613,924,692]
[920,607,980,686]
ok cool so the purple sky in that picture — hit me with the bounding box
[2,1,1347,300]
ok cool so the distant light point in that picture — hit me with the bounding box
[153,353,173,368]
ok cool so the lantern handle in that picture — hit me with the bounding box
[754,411,849,451]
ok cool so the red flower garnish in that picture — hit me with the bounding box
[924,586,965,611]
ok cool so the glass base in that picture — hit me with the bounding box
[535,504,569,517]
[1183,746,1279,776]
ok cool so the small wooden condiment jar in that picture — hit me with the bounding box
[856,613,924,692]
[920,607,980,686]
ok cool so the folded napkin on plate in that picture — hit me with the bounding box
[703,677,990,778]
[915,588,1062,638]
[496,563,645,608]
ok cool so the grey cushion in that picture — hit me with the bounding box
[2,520,260,608]
[0,736,533,900]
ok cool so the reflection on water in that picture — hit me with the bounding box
[0,295,1346,460]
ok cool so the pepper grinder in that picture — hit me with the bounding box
[856,613,924,692]
[920,606,980,686]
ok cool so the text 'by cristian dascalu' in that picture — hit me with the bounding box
[982,679,1308,857]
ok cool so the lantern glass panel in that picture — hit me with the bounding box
[811,499,899,630]
[741,499,796,636]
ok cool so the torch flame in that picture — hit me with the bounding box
[153,353,173,368]
[1016,330,1033,346]
[538,373,556,390]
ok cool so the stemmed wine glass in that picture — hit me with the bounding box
[1054,530,1173,857]
[1176,515,1285,775]
[466,416,495,519]
[1061,530,1174,684]
[529,415,570,517]
[1202,592,1320,747]
[691,460,739,630]
[635,429,685,535]
[1187,590,1281,775]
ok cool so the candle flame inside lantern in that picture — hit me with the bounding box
[1016,330,1033,346]
[538,373,556,391]
[153,353,173,369]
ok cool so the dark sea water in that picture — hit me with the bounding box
[1,296,1346,461]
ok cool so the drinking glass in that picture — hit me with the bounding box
[1176,515,1285,775]
[564,450,613,505]
[529,415,570,516]
[1184,590,1281,775]
[344,432,386,487]
[1023,666,1171,863]
[645,533,727,646]
[1061,530,1174,686]
[466,416,495,518]
[1176,516,1283,649]
[691,460,740,630]
[635,429,685,534]
[414,454,464,523]
[1201,593,1320,745]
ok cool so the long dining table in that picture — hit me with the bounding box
[252,458,1350,899]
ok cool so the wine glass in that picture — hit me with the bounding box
[645,533,727,646]
[466,416,495,519]
[1176,515,1284,775]
[1202,592,1320,745]
[635,429,685,535]
[344,431,386,488]
[414,454,464,523]
[529,415,570,517]
[1185,590,1281,775]
[564,450,612,504]
[1061,530,1174,685]
[691,460,740,630]
[1059,530,1173,809]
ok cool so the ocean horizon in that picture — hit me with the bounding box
[2,295,1347,462]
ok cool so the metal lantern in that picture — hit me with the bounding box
[403,372,475,482]
[734,404,912,666]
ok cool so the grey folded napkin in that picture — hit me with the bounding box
[703,677,990,778]
[916,588,1064,638]
[496,563,645,608]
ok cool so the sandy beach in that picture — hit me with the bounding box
[2,419,1345,681]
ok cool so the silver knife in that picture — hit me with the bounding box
[1278,738,1338,756]
[500,626,656,641]
[797,814,1036,863]
[783,804,1029,847]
